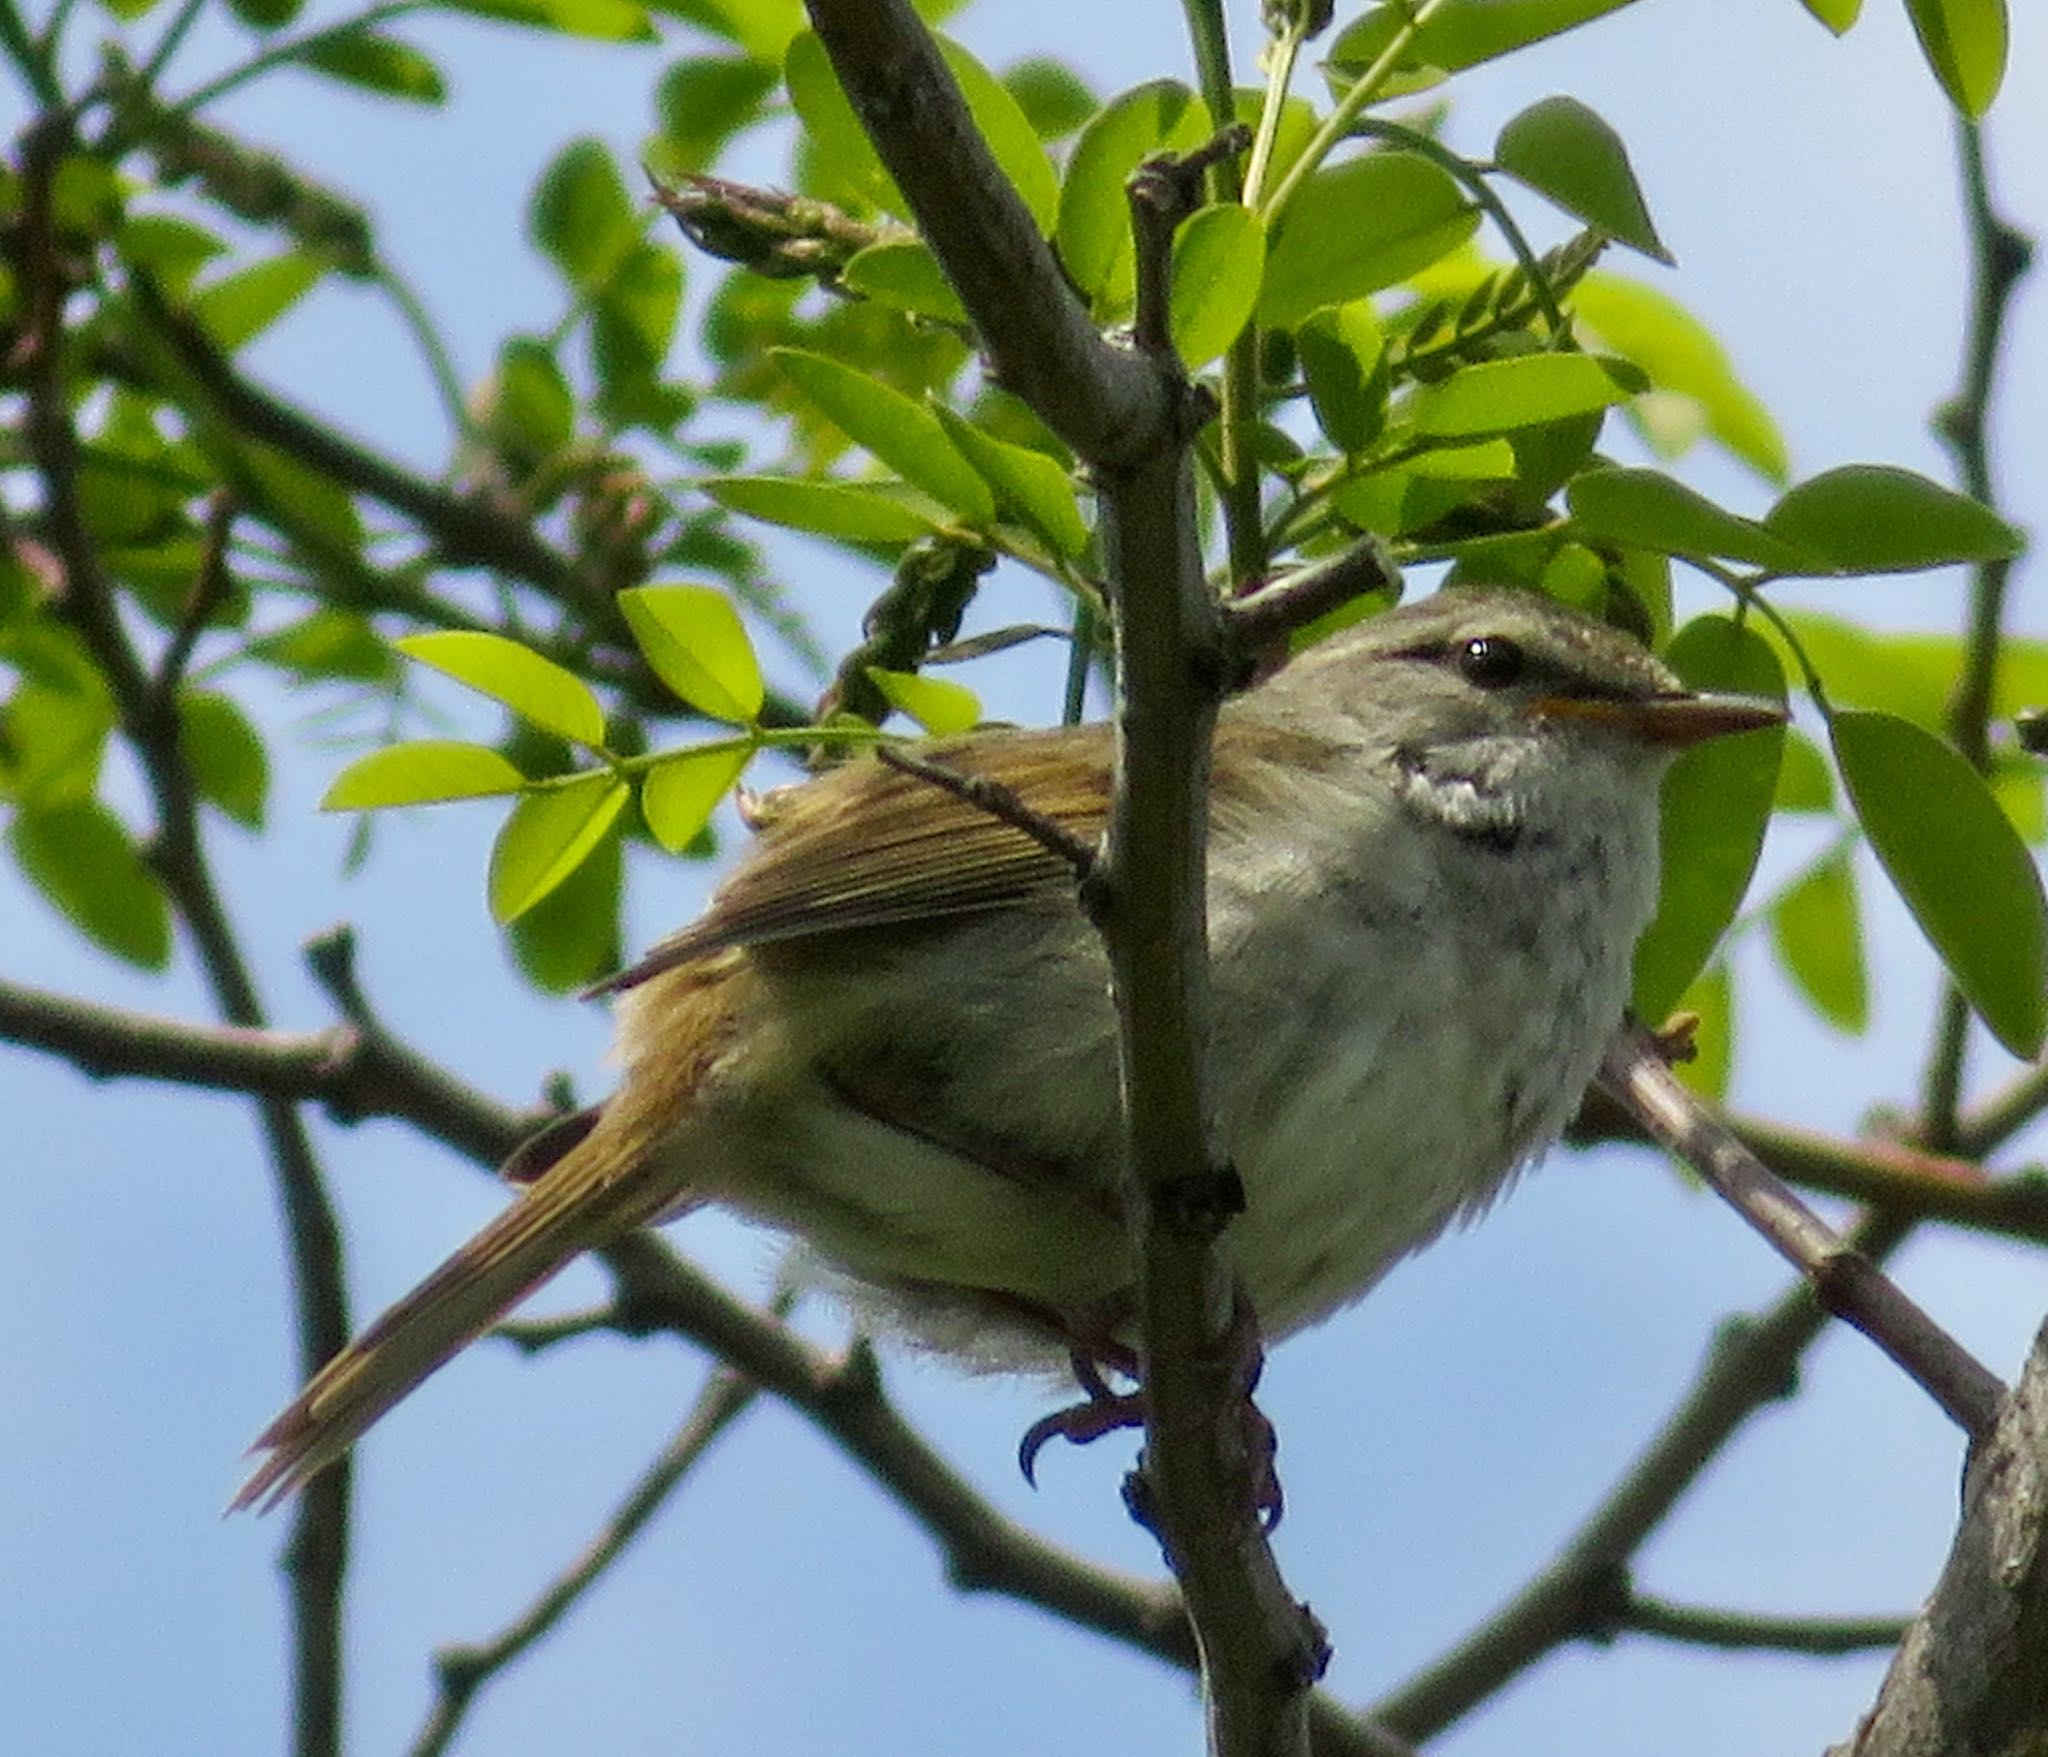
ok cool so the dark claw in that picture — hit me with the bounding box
[1017,1387,1146,1485]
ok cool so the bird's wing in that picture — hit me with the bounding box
[592,716,1348,995]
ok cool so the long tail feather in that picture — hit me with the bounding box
[230,1124,668,1513]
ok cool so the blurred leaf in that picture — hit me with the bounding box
[702,475,938,544]
[1632,614,1787,1022]
[592,242,684,412]
[1297,301,1389,455]
[1567,467,1822,571]
[488,337,574,467]
[867,668,981,734]
[1004,57,1096,139]
[653,56,778,168]
[1169,203,1265,369]
[489,773,630,922]
[191,250,327,352]
[177,691,269,828]
[506,814,622,991]
[397,631,607,746]
[773,349,994,522]
[299,30,447,102]
[1903,0,2005,116]
[640,742,751,850]
[438,0,656,41]
[842,238,969,323]
[0,678,111,809]
[1495,96,1669,263]
[322,741,528,809]
[618,585,764,723]
[1057,80,1207,308]
[932,408,1089,558]
[215,435,366,558]
[1771,852,1869,1032]
[8,800,171,969]
[531,139,638,292]
[227,0,303,27]
[1833,709,2046,1056]
[1330,0,1639,74]
[117,215,228,292]
[247,608,396,682]
[1773,730,1835,811]
[1670,961,1733,1101]
[652,0,803,59]
[1259,154,1477,329]
[1764,465,2021,573]
[1411,352,1630,438]
[1570,272,1787,482]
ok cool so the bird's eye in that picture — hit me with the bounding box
[1458,635,1525,690]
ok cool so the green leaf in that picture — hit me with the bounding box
[437,0,656,41]
[701,475,938,544]
[842,239,969,323]
[1566,467,1824,572]
[117,215,228,291]
[784,30,901,213]
[1169,203,1265,370]
[226,0,302,27]
[488,337,574,467]
[507,817,622,992]
[177,691,269,828]
[591,242,684,416]
[0,676,112,809]
[618,585,764,723]
[640,742,751,851]
[867,668,981,735]
[1297,301,1389,455]
[1057,80,1207,307]
[1330,0,1640,74]
[1411,352,1630,439]
[653,56,778,169]
[1670,962,1733,1100]
[191,251,327,352]
[1799,0,1862,30]
[322,740,528,809]
[1569,273,1787,483]
[772,349,994,523]
[1495,96,1669,264]
[489,772,631,922]
[247,608,395,682]
[657,0,802,59]
[530,139,637,292]
[8,800,171,969]
[1632,615,1787,1023]
[936,36,1059,233]
[1763,465,2022,574]
[1903,0,2005,116]
[298,30,447,102]
[1773,730,1835,812]
[1833,709,2046,1056]
[1004,57,1096,140]
[1258,154,1477,330]
[1771,853,1869,1032]
[931,408,1089,558]
[397,631,607,746]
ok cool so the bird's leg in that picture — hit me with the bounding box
[1017,1330,1144,1484]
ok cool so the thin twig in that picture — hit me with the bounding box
[1620,1595,1907,1656]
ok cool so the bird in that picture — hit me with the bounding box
[232,586,1782,1511]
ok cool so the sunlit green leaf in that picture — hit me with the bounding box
[1567,467,1823,571]
[618,585,764,723]
[397,631,607,746]
[1411,352,1630,438]
[936,36,1060,232]
[8,800,171,969]
[507,816,622,992]
[1633,615,1787,1022]
[773,349,994,523]
[438,0,656,41]
[655,0,802,59]
[1297,300,1389,455]
[701,476,937,543]
[178,691,269,828]
[1771,852,1869,1032]
[932,408,1089,558]
[1670,961,1733,1100]
[322,741,528,810]
[1495,96,1669,263]
[1004,57,1096,140]
[1764,465,2022,573]
[489,773,631,922]
[1057,80,1207,307]
[1330,0,1640,74]
[1903,0,2005,116]
[1798,0,1862,31]
[640,742,752,851]
[191,251,328,352]
[867,668,981,735]
[1259,154,1477,329]
[842,239,969,323]
[1834,709,2046,1056]
[1169,203,1265,369]
[0,677,111,809]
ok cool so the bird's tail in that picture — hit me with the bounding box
[230,1114,674,1513]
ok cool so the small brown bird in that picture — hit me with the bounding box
[234,588,1781,1510]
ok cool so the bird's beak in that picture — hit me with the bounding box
[1534,691,1788,749]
